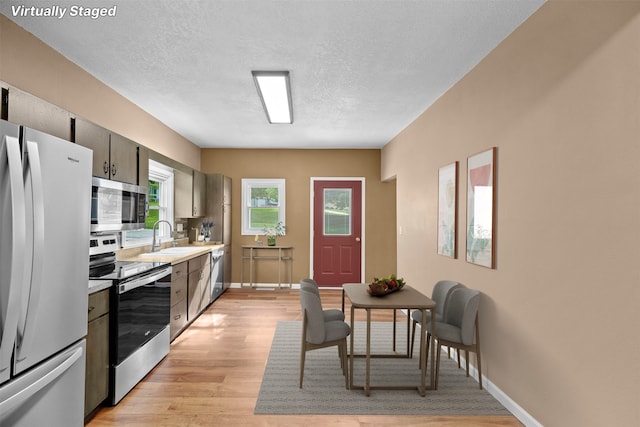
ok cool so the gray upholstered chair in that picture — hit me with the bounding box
[300,278,345,322]
[427,288,482,389]
[299,287,351,389]
[409,280,463,358]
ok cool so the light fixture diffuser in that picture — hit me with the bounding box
[252,71,293,124]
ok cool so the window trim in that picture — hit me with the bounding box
[122,160,174,247]
[241,178,286,235]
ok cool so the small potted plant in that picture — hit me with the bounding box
[262,221,286,246]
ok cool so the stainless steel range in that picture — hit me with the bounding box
[89,235,172,405]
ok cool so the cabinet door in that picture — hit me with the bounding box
[187,270,201,320]
[223,204,232,245]
[109,133,138,184]
[170,300,188,341]
[74,118,110,179]
[171,275,188,306]
[85,313,109,417]
[7,87,71,141]
[174,169,193,219]
[138,145,149,186]
[192,170,205,217]
[223,175,232,204]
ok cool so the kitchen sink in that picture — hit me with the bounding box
[140,247,205,256]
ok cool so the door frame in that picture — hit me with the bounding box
[309,177,366,286]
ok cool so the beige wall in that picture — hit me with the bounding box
[0,15,200,170]
[201,149,396,285]
[382,2,640,426]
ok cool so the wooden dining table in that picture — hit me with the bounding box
[342,283,436,396]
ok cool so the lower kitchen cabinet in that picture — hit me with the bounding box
[170,261,188,341]
[85,288,110,419]
[188,253,211,320]
[170,253,213,342]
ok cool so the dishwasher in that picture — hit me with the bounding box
[210,248,225,302]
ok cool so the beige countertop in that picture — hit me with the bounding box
[118,242,224,265]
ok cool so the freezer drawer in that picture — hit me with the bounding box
[0,340,86,427]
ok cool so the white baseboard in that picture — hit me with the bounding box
[449,348,542,427]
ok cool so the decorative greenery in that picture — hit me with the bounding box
[262,221,286,238]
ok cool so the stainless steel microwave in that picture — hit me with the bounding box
[91,177,147,232]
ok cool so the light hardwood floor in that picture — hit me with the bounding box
[87,288,523,426]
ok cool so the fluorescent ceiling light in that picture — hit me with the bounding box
[252,71,293,124]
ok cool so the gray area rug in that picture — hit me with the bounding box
[255,320,512,416]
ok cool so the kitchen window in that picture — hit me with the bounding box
[241,178,286,235]
[123,160,174,246]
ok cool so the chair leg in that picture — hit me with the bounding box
[299,347,306,388]
[341,340,349,389]
[410,319,417,357]
[422,332,431,369]
[476,319,482,389]
[465,349,470,377]
[339,342,347,375]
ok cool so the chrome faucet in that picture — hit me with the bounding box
[151,220,173,252]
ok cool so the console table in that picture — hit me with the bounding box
[240,245,294,288]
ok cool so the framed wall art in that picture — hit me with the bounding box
[466,147,496,268]
[437,161,458,258]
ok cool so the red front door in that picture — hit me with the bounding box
[313,180,362,287]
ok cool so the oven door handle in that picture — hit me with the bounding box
[118,267,172,294]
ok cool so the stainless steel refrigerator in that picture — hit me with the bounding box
[0,120,92,426]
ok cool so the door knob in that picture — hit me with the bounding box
[355,237,361,242]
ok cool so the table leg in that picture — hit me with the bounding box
[365,308,371,397]
[349,304,355,389]
[392,309,397,352]
[419,309,427,396]
[249,248,254,288]
[430,306,436,390]
[277,248,282,288]
[406,311,411,357]
[289,248,293,288]
[240,249,244,287]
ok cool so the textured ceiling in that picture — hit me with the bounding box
[1,1,545,149]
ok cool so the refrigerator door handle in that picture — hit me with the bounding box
[0,136,26,378]
[15,141,45,362]
[0,345,83,418]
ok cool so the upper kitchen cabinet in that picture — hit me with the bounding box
[206,174,232,244]
[138,145,149,185]
[175,169,205,218]
[174,168,193,219]
[73,118,110,179]
[73,118,145,186]
[2,86,71,141]
[192,170,205,217]
[108,132,139,185]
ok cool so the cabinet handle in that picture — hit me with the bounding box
[103,161,109,174]
[174,314,181,320]
[111,163,117,176]
[175,289,182,294]
[88,306,95,313]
